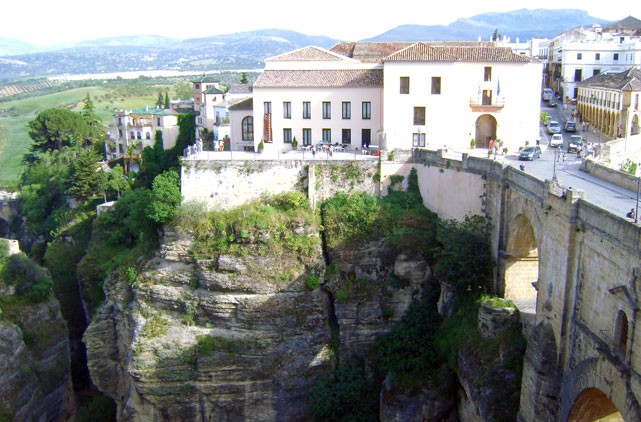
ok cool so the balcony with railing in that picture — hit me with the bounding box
[469,94,505,110]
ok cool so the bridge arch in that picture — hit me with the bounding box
[560,357,641,422]
[568,388,622,421]
[503,213,539,306]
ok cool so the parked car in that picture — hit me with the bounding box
[548,98,558,107]
[547,121,561,134]
[519,146,542,161]
[568,135,583,153]
[550,134,564,148]
[564,121,576,132]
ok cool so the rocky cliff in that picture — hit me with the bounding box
[0,279,73,421]
[84,209,431,421]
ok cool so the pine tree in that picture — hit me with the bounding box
[164,91,170,109]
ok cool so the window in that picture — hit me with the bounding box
[283,128,292,144]
[283,102,291,119]
[614,53,619,61]
[574,69,582,82]
[362,102,371,119]
[614,310,629,358]
[157,118,161,126]
[322,101,331,119]
[264,101,272,115]
[302,128,312,146]
[130,131,135,139]
[484,67,492,82]
[413,132,426,147]
[431,77,441,94]
[322,129,331,142]
[118,129,123,138]
[145,132,151,140]
[577,53,582,60]
[195,83,200,89]
[137,132,142,140]
[593,69,600,76]
[342,102,351,119]
[595,53,600,60]
[342,129,351,144]
[400,77,410,94]
[303,102,311,119]
[242,116,253,141]
[482,90,492,106]
[413,107,426,125]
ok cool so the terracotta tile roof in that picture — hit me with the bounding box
[330,42,413,62]
[267,46,348,62]
[228,97,253,111]
[384,42,532,63]
[228,84,253,94]
[254,69,383,88]
[578,68,641,91]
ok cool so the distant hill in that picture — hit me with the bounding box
[366,9,613,41]
[0,9,618,81]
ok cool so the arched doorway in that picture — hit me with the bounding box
[475,114,497,148]
[568,388,623,421]
[503,214,539,305]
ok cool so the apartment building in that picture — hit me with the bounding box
[106,107,179,169]
[547,16,641,100]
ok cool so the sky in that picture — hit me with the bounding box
[3,0,639,46]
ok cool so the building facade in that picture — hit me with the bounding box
[106,107,179,169]
[547,17,641,100]
[382,42,541,152]
[577,67,641,141]
[236,42,542,155]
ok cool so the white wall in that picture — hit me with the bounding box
[252,86,383,153]
[383,61,542,154]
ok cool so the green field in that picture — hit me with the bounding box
[0,87,163,189]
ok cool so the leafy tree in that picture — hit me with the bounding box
[19,150,72,239]
[67,149,105,201]
[28,108,92,153]
[146,170,182,224]
[434,215,493,295]
[136,131,166,188]
[240,72,248,84]
[107,164,130,199]
[173,80,193,101]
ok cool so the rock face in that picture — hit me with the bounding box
[84,228,333,421]
[84,222,434,421]
[0,296,73,421]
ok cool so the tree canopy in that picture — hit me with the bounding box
[28,108,92,153]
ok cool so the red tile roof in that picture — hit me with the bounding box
[254,69,383,88]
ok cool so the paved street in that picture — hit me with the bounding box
[499,101,640,220]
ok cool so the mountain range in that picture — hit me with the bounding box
[0,9,616,80]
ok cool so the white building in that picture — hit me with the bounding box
[248,45,386,154]
[235,41,542,155]
[382,42,542,152]
[548,16,641,100]
[106,107,179,170]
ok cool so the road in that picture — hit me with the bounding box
[501,100,639,220]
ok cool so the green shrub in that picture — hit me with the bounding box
[308,355,378,421]
[375,284,442,390]
[77,395,117,422]
[2,253,53,303]
[306,274,320,290]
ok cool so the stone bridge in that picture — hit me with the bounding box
[181,150,641,421]
[401,149,641,421]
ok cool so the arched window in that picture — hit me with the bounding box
[242,116,254,141]
[631,114,640,136]
[613,310,628,358]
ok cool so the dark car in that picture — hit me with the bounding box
[519,146,542,161]
[564,121,576,132]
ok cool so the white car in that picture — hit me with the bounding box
[550,134,563,148]
[547,121,562,134]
